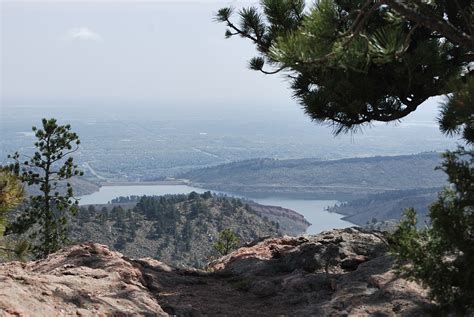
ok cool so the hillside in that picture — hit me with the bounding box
[0,228,437,316]
[180,153,446,199]
[27,176,100,197]
[69,192,309,268]
[328,188,440,226]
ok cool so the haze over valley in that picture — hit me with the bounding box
[1,102,455,234]
[2,1,472,314]
[1,102,456,183]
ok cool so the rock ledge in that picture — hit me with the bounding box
[0,228,433,316]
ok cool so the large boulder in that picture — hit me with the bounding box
[0,243,167,316]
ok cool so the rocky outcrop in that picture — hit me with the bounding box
[0,243,167,317]
[209,227,432,316]
[0,228,433,316]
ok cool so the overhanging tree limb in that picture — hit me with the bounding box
[381,0,473,51]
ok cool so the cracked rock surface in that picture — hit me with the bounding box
[0,228,433,316]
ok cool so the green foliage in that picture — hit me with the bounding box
[71,194,281,268]
[219,4,473,309]
[439,77,474,143]
[390,148,474,312]
[0,169,24,237]
[217,3,474,312]
[213,229,240,256]
[0,169,30,260]
[7,118,83,258]
[188,191,200,200]
[217,0,472,137]
[202,191,212,200]
[181,220,193,251]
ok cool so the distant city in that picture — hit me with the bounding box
[1,104,457,182]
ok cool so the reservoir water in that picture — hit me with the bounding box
[79,184,353,235]
[79,185,206,205]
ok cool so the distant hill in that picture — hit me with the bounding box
[27,176,100,197]
[70,192,309,268]
[327,187,440,226]
[180,153,447,199]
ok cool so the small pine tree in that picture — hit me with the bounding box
[0,169,29,259]
[390,148,473,313]
[7,118,83,258]
[213,229,240,256]
[0,169,24,237]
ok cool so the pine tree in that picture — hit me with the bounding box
[216,0,473,311]
[213,229,240,256]
[7,118,83,258]
[215,0,472,137]
[391,148,473,312]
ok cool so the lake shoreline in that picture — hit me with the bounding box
[79,183,355,234]
[98,179,191,186]
[95,181,354,201]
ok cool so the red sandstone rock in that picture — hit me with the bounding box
[0,228,435,316]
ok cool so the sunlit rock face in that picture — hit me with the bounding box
[0,228,434,316]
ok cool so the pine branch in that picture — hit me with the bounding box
[224,17,261,46]
[343,0,382,38]
[381,0,473,50]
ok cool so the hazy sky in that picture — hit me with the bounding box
[1,1,295,107]
[1,0,441,123]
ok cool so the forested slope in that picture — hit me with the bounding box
[328,187,440,226]
[181,153,446,199]
[69,192,307,268]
